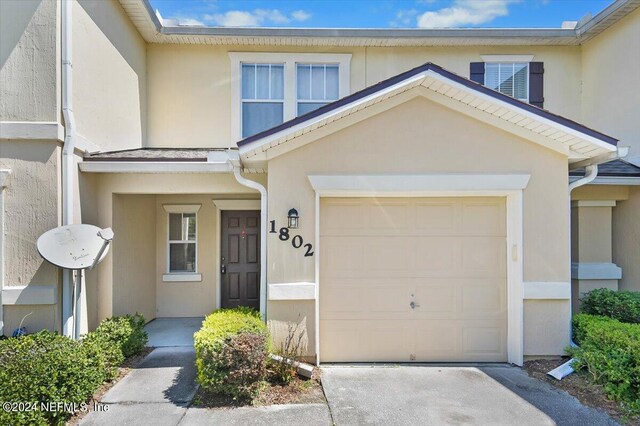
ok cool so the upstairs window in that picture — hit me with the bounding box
[296,64,340,115]
[241,63,284,138]
[231,53,351,140]
[484,62,529,102]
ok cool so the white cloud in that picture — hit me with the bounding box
[204,8,312,27]
[176,17,205,26]
[390,9,419,27]
[291,10,312,22]
[205,11,261,26]
[417,0,516,28]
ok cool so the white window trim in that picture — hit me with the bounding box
[481,55,535,63]
[309,174,528,366]
[230,52,351,141]
[163,204,201,281]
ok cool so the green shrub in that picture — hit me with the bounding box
[194,308,269,400]
[0,331,104,426]
[92,313,148,358]
[0,314,148,425]
[581,288,640,324]
[569,314,640,413]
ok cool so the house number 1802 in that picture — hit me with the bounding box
[269,220,314,257]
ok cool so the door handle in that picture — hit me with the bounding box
[410,301,420,309]
[221,264,226,274]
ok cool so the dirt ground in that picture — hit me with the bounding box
[524,358,639,426]
[193,367,326,409]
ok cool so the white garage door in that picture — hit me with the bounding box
[320,197,507,362]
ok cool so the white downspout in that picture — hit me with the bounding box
[548,164,598,380]
[228,153,267,320]
[61,0,77,338]
[0,170,11,335]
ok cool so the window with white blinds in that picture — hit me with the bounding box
[484,63,529,102]
[296,64,340,116]
[241,63,285,138]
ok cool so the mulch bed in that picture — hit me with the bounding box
[192,368,326,409]
[524,358,639,425]
[66,347,155,425]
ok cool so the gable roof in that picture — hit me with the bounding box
[237,62,617,163]
[118,0,640,46]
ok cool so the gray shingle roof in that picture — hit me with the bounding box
[570,159,640,177]
[84,148,228,162]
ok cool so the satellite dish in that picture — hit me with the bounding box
[37,224,114,270]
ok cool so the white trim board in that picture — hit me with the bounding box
[163,204,201,213]
[311,174,527,366]
[2,285,58,305]
[162,273,202,282]
[80,161,233,174]
[308,174,531,195]
[268,283,316,300]
[572,262,622,280]
[523,282,570,299]
[212,199,261,210]
[0,121,64,141]
[481,55,535,63]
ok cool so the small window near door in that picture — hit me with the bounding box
[296,63,339,115]
[484,63,529,102]
[168,212,197,273]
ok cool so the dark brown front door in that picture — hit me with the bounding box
[221,210,260,310]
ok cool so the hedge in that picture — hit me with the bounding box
[0,314,147,425]
[194,307,269,400]
[581,288,640,324]
[570,314,640,413]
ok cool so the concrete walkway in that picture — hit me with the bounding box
[321,364,620,426]
[145,317,204,347]
[79,346,332,426]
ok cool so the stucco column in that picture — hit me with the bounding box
[571,200,622,313]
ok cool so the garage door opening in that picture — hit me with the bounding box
[319,197,507,363]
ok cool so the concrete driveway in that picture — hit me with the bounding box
[321,365,619,426]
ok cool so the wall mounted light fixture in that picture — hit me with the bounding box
[287,208,299,229]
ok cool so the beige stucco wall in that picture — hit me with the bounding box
[0,140,60,335]
[146,44,582,149]
[73,0,147,151]
[266,94,571,357]
[0,0,59,122]
[92,173,266,323]
[613,186,640,292]
[112,194,156,321]
[582,8,640,157]
[154,194,217,318]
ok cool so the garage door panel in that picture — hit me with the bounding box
[460,201,506,235]
[320,197,507,363]
[461,324,507,359]
[461,237,506,276]
[322,278,414,320]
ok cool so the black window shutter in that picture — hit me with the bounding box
[529,62,544,108]
[470,62,485,84]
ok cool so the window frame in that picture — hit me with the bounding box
[162,204,202,282]
[230,52,352,141]
[240,63,285,139]
[295,63,341,116]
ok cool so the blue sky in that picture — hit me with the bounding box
[149,0,614,29]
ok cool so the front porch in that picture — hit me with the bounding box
[145,317,204,347]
